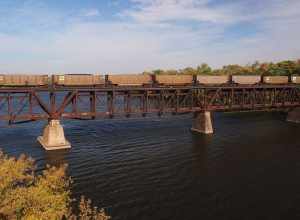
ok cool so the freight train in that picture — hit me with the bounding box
[0,74,299,87]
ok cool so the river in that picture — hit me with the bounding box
[1,112,300,220]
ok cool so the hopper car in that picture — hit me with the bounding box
[197,75,229,85]
[107,74,152,86]
[52,74,105,86]
[155,75,194,86]
[262,76,289,84]
[0,74,48,86]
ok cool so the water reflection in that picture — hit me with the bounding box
[44,149,70,167]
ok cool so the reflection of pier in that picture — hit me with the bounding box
[0,85,299,150]
[45,148,70,167]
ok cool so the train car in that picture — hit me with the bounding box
[232,75,261,85]
[155,75,193,86]
[53,74,104,86]
[107,74,152,86]
[197,75,230,85]
[263,76,289,84]
[0,74,49,86]
[291,75,300,84]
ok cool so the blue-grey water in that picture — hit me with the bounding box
[1,112,300,220]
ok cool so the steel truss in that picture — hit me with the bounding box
[0,85,299,124]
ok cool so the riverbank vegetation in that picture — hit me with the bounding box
[146,59,300,76]
[0,150,110,220]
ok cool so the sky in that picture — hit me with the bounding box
[0,0,299,74]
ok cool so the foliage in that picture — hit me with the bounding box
[180,67,197,75]
[0,151,110,220]
[197,63,212,75]
[68,196,109,220]
[149,59,300,76]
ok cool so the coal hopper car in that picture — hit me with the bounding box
[155,75,194,86]
[52,74,105,86]
[107,74,152,86]
[0,74,49,87]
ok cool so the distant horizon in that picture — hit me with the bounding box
[0,0,299,73]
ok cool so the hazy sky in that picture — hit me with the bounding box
[0,0,299,74]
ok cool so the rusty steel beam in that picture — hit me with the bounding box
[32,91,51,116]
[55,91,77,117]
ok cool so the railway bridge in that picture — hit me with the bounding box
[0,84,300,150]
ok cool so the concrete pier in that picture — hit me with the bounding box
[287,107,300,123]
[191,111,214,134]
[37,120,71,150]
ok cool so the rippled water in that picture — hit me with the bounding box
[1,112,300,220]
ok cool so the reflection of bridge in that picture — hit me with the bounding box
[0,85,300,150]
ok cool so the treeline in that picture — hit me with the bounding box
[144,60,300,76]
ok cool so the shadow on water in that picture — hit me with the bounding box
[44,149,70,167]
[190,133,213,172]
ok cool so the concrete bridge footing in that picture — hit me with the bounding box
[191,111,214,134]
[37,120,71,150]
[287,107,300,123]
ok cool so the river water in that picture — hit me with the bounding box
[1,112,300,220]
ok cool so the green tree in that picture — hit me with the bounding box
[197,63,212,75]
[277,60,297,75]
[221,64,251,75]
[180,67,197,75]
[295,60,300,75]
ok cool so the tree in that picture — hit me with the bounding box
[221,64,251,75]
[0,150,110,220]
[295,60,300,75]
[277,60,297,75]
[180,67,197,75]
[197,63,212,75]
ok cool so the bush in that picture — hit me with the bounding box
[0,150,110,220]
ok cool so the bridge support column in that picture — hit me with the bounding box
[191,111,213,134]
[37,120,71,150]
[287,107,300,123]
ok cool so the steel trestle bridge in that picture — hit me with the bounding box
[0,85,299,124]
